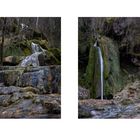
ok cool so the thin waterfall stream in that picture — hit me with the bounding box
[93,40,104,100]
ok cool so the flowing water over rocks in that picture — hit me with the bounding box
[93,41,104,100]
[20,42,46,67]
[79,80,140,119]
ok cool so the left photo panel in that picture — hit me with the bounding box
[0,17,61,118]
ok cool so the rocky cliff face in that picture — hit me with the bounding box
[0,66,61,118]
[79,17,140,98]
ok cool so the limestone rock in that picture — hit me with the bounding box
[78,86,90,99]
[0,66,61,94]
[0,86,61,118]
[3,56,24,66]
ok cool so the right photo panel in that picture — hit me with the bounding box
[78,17,140,119]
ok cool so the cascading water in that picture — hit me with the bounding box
[31,42,45,53]
[20,42,46,67]
[93,40,104,100]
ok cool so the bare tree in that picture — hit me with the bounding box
[36,17,39,30]
[0,17,6,66]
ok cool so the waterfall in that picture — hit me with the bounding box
[20,42,46,67]
[31,42,46,53]
[20,23,28,30]
[93,40,104,100]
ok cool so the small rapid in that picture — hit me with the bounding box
[20,42,46,67]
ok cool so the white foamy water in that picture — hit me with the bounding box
[20,42,46,67]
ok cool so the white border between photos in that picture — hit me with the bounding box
[0,0,140,140]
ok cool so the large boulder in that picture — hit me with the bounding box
[78,86,90,99]
[0,66,61,94]
[3,56,24,66]
[0,86,61,118]
[85,36,125,98]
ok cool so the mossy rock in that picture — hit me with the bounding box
[85,46,101,98]
[4,40,32,57]
[3,38,60,65]
[45,47,61,65]
[27,39,48,49]
[100,37,124,95]
[85,36,124,98]
[4,39,48,57]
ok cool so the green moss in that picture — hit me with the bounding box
[104,81,112,95]
[24,47,31,56]
[83,36,126,98]
[85,46,101,98]
[46,47,61,65]
[100,38,110,79]
[4,41,32,57]
[85,46,96,87]
[3,37,60,66]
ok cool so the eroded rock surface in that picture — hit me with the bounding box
[0,86,61,118]
[0,66,61,118]
[79,80,140,119]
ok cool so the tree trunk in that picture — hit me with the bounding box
[0,18,6,66]
[36,17,39,31]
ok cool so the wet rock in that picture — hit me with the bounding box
[0,91,61,118]
[78,105,92,118]
[42,100,61,114]
[78,99,114,118]
[0,66,61,94]
[18,68,49,92]
[38,53,46,66]
[79,80,140,119]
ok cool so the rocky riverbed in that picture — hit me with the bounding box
[0,66,61,118]
[79,80,140,119]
